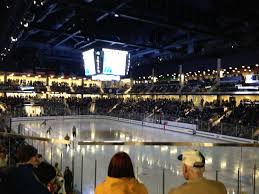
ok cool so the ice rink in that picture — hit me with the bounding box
[12,117,259,194]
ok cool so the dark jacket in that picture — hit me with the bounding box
[7,164,51,194]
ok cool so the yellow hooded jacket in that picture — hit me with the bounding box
[95,176,148,194]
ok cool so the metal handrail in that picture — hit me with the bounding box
[1,132,259,147]
[0,132,69,144]
[78,141,259,147]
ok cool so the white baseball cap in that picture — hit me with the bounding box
[178,150,205,168]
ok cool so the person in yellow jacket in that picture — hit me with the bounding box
[169,150,227,194]
[95,152,148,194]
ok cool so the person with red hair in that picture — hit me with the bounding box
[95,152,148,194]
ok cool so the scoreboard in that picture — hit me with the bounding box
[82,48,130,80]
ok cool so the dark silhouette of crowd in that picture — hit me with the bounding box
[0,142,74,194]
[0,80,47,92]
[50,82,71,93]
[73,85,101,94]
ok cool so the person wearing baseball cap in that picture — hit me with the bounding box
[169,149,227,194]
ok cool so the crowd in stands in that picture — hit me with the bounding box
[0,96,258,140]
[72,85,101,94]
[130,81,180,94]
[0,80,47,92]
[0,74,257,95]
[130,74,258,94]
[196,79,215,92]
[66,97,92,115]
[130,83,149,93]
[105,98,259,140]
[181,80,199,92]
[0,96,27,117]
[50,82,71,93]
[36,98,70,116]
[95,98,122,114]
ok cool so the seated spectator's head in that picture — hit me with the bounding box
[178,150,205,180]
[54,162,59,168]
[34,162,56,186]
[37,154,43,164]
[108,152,135,178]
[17,145,39,167]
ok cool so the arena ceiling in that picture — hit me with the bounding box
[1,0,259,75]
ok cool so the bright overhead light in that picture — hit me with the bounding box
[11,36,18,42]
[114,14,119,17]
[23,23,29,28]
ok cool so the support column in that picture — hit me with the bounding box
[216,58,221,86]
[179,65,184,87]
[4,72,7,83]
[46,75,49,86]
[81,78,84,99]
[152,67,155,86]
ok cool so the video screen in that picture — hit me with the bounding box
[102,48,128,76]
[245,74,259,84]
[82,49,96,76]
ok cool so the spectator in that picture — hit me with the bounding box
[34,162,56,187]
[6,145,51,194]
[54,162,62,177]
[49,175,66,194]
[169,150,227,194]
[16,145,39,167]
[0,145,7,168]
[64,166,73,194]
[37,154,44,165]
[95,152,148,194]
